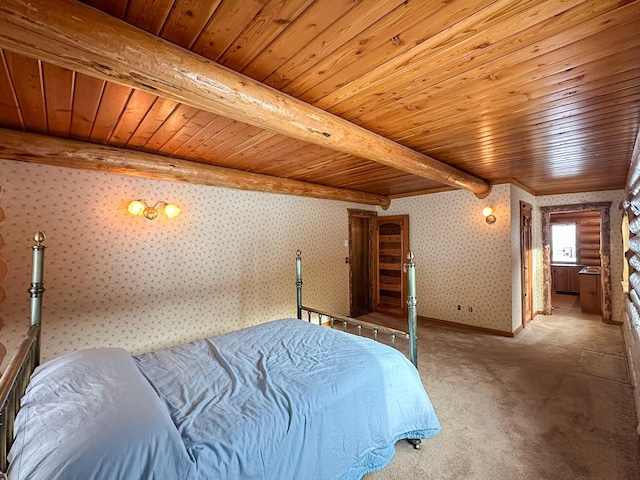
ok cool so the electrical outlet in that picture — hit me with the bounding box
[468,306,473,313]
[457,305,461,310]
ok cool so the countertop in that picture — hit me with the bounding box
[579,266,601,275]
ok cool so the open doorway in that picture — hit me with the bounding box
[541,202,612,323]
[348,209,376,317]
[348,210,410,318]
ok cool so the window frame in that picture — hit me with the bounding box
[551,222,578,264]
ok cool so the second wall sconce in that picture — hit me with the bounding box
[482,206,496,224]
[128,200,181,220]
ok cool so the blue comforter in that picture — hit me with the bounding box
[136,319,440,480]
[8,319,440,480]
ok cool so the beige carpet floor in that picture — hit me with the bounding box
[355,308,640,480]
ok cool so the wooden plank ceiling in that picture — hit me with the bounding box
[0,0,639,201]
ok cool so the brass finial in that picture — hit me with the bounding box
[403,251,415,272]
[34,232,46,245]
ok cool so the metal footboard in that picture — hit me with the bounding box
[299,305,409,347]
[0,326,39,472]
[295,250,419,368]
[0,233,45,472]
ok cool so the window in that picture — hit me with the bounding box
[551,223,577,263]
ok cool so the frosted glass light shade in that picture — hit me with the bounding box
[482,206,493,217]
[128,200,145,216]
[164,203,181,218]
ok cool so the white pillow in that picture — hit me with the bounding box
[8,348,194,480]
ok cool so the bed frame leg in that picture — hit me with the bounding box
[407,438,421,450]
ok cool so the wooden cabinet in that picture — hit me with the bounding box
[552,265,582,294]
[579,268,602,313]
[374,215,409,317]
[552,266,567,292]
[569,267,581,293]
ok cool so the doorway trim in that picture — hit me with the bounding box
[541,202,612,323]
[520,201,533,328]
[347,209,377,317]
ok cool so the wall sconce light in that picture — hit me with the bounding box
[128,200,181,220]
[482,206,496,224]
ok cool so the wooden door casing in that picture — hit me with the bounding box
[520,201,533,327]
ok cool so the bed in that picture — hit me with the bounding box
[0,233,440,480]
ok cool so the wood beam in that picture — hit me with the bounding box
[0,0,491,198]
[0,129,391,208]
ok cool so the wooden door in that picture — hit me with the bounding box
[520,202,533,327]
[374,215,409,317]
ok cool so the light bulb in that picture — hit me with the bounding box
[128,200,145,216]
[164,203,181,219]
[482,207,493,217]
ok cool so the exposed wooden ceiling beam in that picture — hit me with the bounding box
[0,129,391,208]
[0,0,491,198]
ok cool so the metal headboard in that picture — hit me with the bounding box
[0,232,46,472]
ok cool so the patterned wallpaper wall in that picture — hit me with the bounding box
[383,186,625,333]
[0,158,626,367]
[0,160,357,365]
[382,184,514,332]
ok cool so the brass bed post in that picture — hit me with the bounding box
[404,251,421,450]
[403,251,418,369]
[296,250,303,320]
[28,232,46,365]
